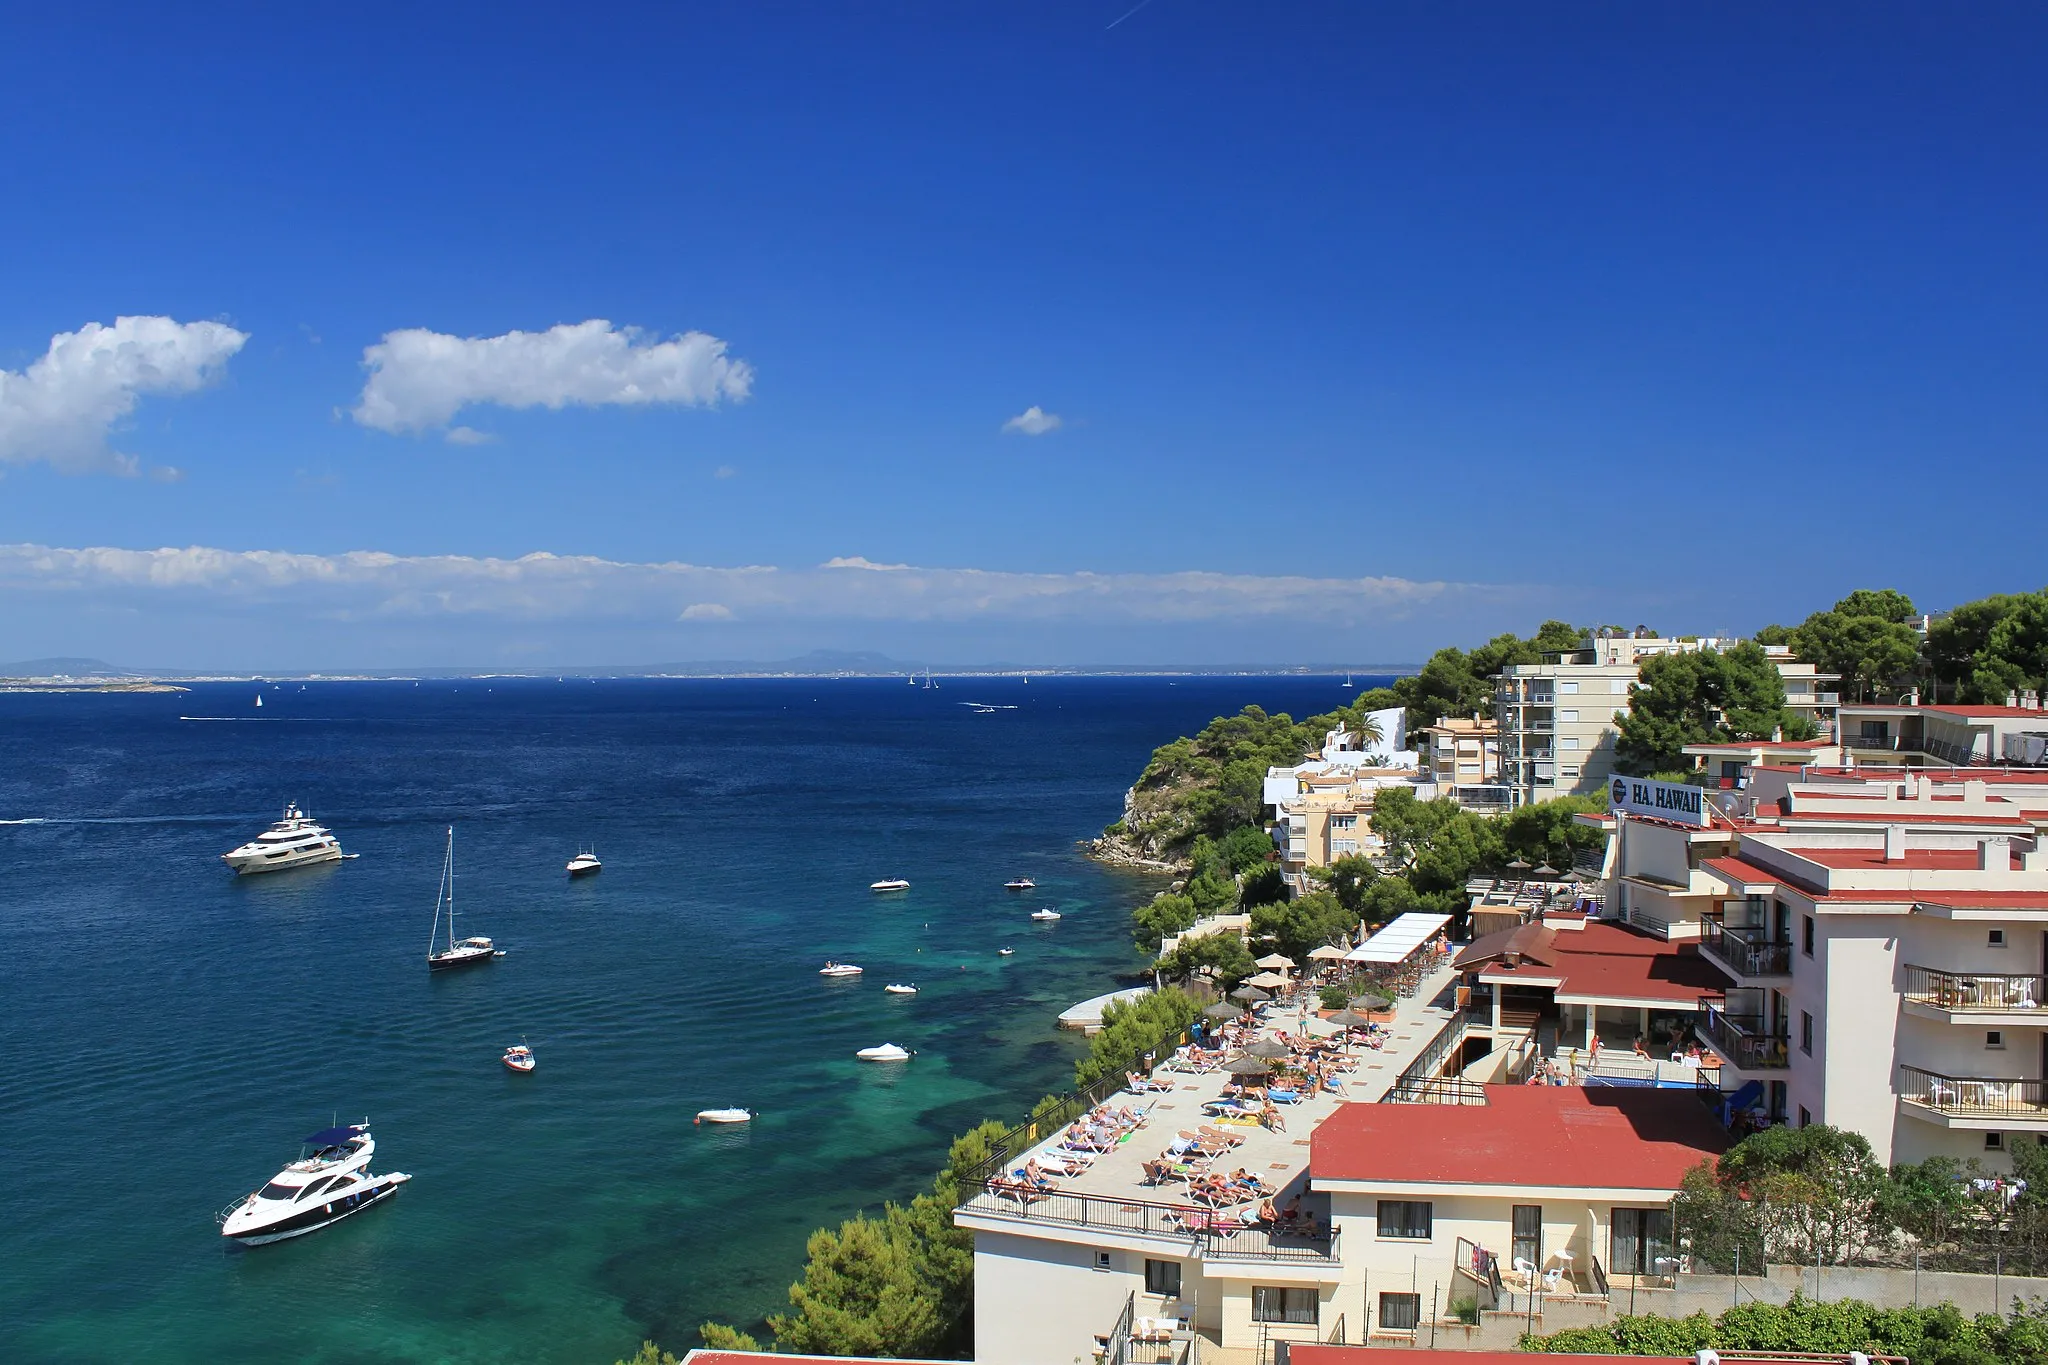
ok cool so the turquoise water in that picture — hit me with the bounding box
[0,675,1376,1363]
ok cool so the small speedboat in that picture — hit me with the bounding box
[997,947,1014,956]
[884,983,918,995]
[216,1123,410,1246]
[819,961,864,977]
[856,1043,912,1062]
[870,878,910,892]
[567,848,602,877]
[503,1043,534,1073]
[696,1107,754,1124]
[1031,908,1062,921]
[1004,878,1036,891]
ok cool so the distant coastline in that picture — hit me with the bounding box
[0,651,1422,686]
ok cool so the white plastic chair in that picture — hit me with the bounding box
[1542,1268,1565,1294]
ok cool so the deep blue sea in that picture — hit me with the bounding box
[0,674,1379,1364]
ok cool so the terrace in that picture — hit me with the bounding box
[955,961,1464,1266]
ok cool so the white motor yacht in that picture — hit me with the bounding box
[222,803,346,875]
[1030,908,1063,921]
[884,983,918,995]
[217,1123,410,1245]
[819,961,864,977]
[566,848,602,877]
[855,1043,912,1062]
[1003,877,1035,891]
[869,878,910,892]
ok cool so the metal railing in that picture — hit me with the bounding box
[1105,1290,1138,1365]
[960,1185,1341,1261]
[1572,848,1606,874]
[1899,1065,2048,1118]
[1384,1075,1489,1105]
[1590,1255,1610,1297]
[1387,1011,1468,1094]
[1903,965,2048,1012]
[1453,1236,1503,1310]
[1695,1000,1789,1069]
[1700,919,1792,978]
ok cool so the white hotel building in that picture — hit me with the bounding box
[1603,764,2048,1165]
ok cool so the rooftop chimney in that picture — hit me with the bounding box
[2025,689,2041,711]
[1981,836,2010,872]
[2010,689,2021,708]
[1884,824,1907,861]
[1966,778,1988,804]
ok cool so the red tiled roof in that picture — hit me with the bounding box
[1929,705,2048,719]
[1473,921,1724,1005]
[1799,847,2022,871]
[1703,855,1795,890]
[1310,1086,1727,1189]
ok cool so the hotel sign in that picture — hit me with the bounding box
[1608,775,1708,827]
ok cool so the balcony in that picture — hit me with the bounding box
[1700,919,1792,980]
[1902,965,2048,1022]
[1695,1000,1788,1069]
[958,1186,1342,1263]
[1899,1065,2048,1129]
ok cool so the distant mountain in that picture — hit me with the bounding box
[0,657,144,678]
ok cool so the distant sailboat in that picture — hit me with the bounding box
[1342,673,1354,689]
[255,694,263,708]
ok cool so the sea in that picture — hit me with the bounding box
[0,673,1383,1364]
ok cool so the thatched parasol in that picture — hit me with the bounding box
[1203,1001,1243,1021]
[1229,985,1271,1004]
[1223,1054,1274,1075]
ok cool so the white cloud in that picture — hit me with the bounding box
[1002,405,1061,436]
[713,464,736,479]
[351,320,753,434]
[0,316,248,475]
[0,541,1485,627]
[444,425,496,446]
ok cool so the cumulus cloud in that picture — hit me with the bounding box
[0,316,248,474]
[1002,405,1061,436]
[351,319,753,434]
[0,541,1485,627]
[444,425,496,446]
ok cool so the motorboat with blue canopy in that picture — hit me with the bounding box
[218,1119,410,1246]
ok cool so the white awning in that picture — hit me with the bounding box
[1346,911,1453,964]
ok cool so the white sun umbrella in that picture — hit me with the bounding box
[1255,953,1296,970]
[1307,945,1348,961]
[1245,970,1291,990]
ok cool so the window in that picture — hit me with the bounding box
[1144,1259,1182,1298]
[1800,1011,1813,1056]
[1331,815,1356,830]
[1560,709,1579,723]
[1987,1132,2006,1152]
[1512,1204,1543,1270]
[1093,1251,1112,1270]
[1377,1200,1433,1239]
[1610,1207,1673,1276]
[1561,737,1580,751]
[1989,1030,2006,1049]
[259,1179,306,1201]
[1377,1292,1422,1332]
[1990,929,2008,948]
[1253,1287,1318,1325]
[1560,680,1579,694]
[1332,840,1358,856]
[1611,679,1630,693]
[1561,766,1580,780]
[1799,1106,1812,1127]
[1802,915,1815,957]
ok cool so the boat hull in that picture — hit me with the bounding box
[222,1175,408,1246]
[428,949,497,972]
[224,845,345,875]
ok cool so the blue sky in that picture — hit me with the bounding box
[0,3,2042,669]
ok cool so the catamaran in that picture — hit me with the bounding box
[426,827,502,971]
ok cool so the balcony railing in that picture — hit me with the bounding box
[1700,920,1792,979]
[1899,1065,2048,1119]
[1695,1000,1789,1069]
[1904,965,2048,1012]
[958,1186,1341,1262]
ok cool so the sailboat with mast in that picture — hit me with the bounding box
[426,827,502,971]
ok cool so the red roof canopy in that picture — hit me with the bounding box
[1311,1086,1727,1189]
